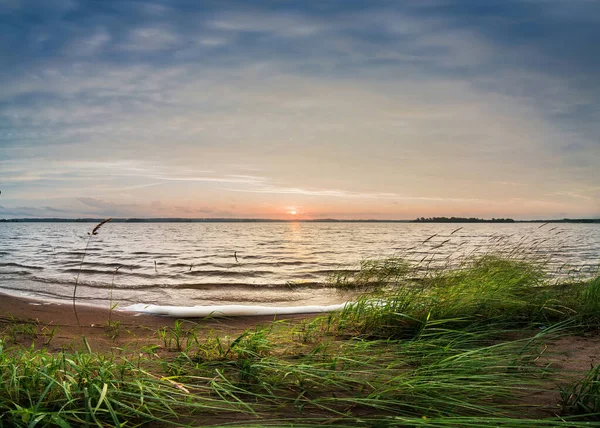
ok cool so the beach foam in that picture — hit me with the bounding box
[123,303,348,317]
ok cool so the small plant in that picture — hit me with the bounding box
[106,320,121,340]
[158,320,194,352]
[229,327,272,360]
[157,327,170,350]
[192,333,228,361]
[561,364,600,419]
[171,320,185,352]
[108,265,122,325]
[42,325,58,346]
[294,318,321,344]
[1,318,39,344]
[73,218,111,326]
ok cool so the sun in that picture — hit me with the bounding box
[290,210,297,215]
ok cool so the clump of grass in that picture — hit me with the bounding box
[427,254,546,320]
[327,254,577,339]
[0,339,253,426]
[158,320,188,352]
[164,320,561,422]
[1,319,38,344]
[580,276,600,321]
[561,364,600,419]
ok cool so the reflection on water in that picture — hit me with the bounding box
[0,222,598,307]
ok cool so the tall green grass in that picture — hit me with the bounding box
[328,254,599,339]
[561,363,600,419]
[580,276,600,319]
[0,338,255,427]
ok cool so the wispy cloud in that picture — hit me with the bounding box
[224,185,398,199]
[148,174,265,185]
[224,183,489,204]
[211,10,318,35]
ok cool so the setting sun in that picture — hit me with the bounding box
[290,210,297,215]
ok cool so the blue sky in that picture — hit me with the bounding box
[1,0,599,219]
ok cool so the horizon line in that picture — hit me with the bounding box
[1,217,599,223]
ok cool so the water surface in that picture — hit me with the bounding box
[0,222,598,308]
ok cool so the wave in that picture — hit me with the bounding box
[22,274,325,290]
[123,302,348,317]
[59,251,88,256]
[0,262,44,270]
[309,250,337,255]
[169,262,213,268]
[66,262,140,270]
[311,269,357,276]
[0,270,33,277]
[61,268,117,275]
[164,281,325,290]
[238,255,263,260]
[184,269,275,277]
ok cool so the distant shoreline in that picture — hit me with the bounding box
[1,217,598,223]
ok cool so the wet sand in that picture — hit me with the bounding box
[0,292,315,354]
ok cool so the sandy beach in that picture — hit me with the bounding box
[4,290,600,373]
[0,292,313,355]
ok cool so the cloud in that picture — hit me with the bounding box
[211,10,323,37]
[120,26,180,52]
[223,184,490,204]
[73,197,235,218]
[0,205,69,217]
[148,174,265,185]
[44,206,68,212]
[73,197,164,217]
[0,1,598,219]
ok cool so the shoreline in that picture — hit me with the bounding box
[0,292,324,347]
[0,278,355,311]
[0,292,170,328]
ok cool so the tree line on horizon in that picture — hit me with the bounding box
[412,217,515,223]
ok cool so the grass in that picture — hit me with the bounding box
[72,218,111,326]
[328,253,598,339]
[2,247,600,426]
[561,363,600,418]
[0,339,249,427]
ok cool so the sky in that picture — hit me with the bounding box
[1,0,599,220]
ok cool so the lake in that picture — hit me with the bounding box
[0,222,598,309]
